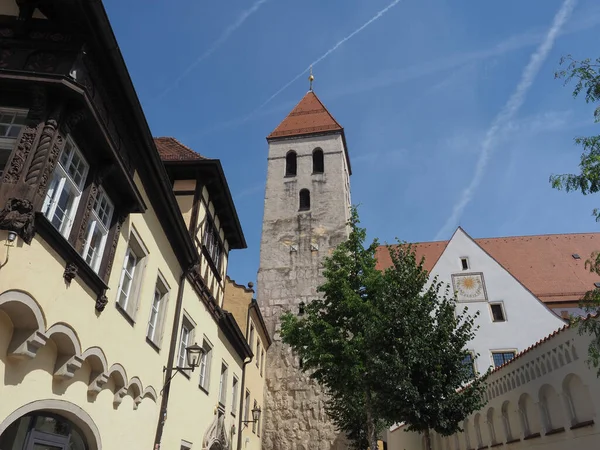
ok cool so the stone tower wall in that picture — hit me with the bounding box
[258,133,351,450]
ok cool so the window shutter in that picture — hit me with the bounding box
[156,292,169,348]
[127,255,148,319]
[205,347,212,388]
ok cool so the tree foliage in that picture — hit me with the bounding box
[551,55,600,375]
[280,208,486,450]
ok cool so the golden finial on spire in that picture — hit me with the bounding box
[308,65,314,91]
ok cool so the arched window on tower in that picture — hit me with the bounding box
[312,148,324,173]
[299,189,310,211]
[286,151,297,177]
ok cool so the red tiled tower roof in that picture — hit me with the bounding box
[267,91,343,139]
[376,232,600,305]
[154,137,206,161]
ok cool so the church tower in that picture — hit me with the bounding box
[257,83,352,450]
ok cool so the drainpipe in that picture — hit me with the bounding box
[237,302,254,450]
[153,263,196,450]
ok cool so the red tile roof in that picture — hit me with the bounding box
[154,137,206,161]
[376,232,600,305]
[267,91,343,139]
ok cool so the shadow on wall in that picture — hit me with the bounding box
[0,289,158,411]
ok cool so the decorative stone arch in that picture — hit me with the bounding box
[0,399,101,450]
[518,393,541,437]
[538,383,565,432]
[127,376,143,408]
[562,373,595,426]
[202,413,230,450]
[501,400,518,441]
[107,363,128,405]
[462,418,472,450]
[81,346,109,395]
[486,407,498,445]
[0,290,48,360]
[143,386,158,402]
[45,322,83,379]
[473,413,484,448]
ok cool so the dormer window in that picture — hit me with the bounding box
[312,148,324,173]
[460,257,469,270]
[285,151,297,177]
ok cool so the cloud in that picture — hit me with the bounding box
[198,6,600,137]
[246,0,404,117]
[434,0,577,240]
[234,182,265,200]
[155,0,272,100]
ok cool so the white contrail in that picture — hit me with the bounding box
[248,0,403,116]
[156,0,271,99]
[434,0,576,240]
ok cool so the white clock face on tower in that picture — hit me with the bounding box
[451,273,487,302]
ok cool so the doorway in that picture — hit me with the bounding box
[0,412,88,450]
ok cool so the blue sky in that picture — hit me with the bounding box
[105,0,600,286]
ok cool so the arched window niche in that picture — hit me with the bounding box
[285,150,297,177]
[299,189,310,211]
[312,148,324,174]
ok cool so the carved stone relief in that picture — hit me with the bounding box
[95,291,108,312]
[63,262,78,285]
[2,126,38,184]
[0,198,36,244]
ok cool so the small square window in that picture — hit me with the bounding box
[460,258,469,270]
[490,303,506,322]
[492,351,516,368]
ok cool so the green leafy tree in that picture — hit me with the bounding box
[551,55,600,374]
[280,208,486,450]
[378,244,488,450]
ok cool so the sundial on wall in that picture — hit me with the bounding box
[451,273,487,302]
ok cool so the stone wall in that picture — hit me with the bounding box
[258,133,351,450]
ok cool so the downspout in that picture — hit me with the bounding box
[237,302,253,450]
[154,263,196,450]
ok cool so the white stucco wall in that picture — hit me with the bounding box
[431,228,566,375]
[387,323,600,450]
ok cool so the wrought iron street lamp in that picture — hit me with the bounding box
[242,406,262,426]
[161,343,205,394]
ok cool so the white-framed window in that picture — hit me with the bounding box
[81,189,114,272]
[256,340,261,368]
[177,315,196,370]
[252,399,258,434]
[116,228,148,320]
[199,338,213,391]
[42,137,89,238]
[231,375,239,415]
[180,440,193,450]
[147,273,170,347]
[218,362,228,406]
[460,257,469,270]
[489,302,506,322]
[244,390,250,423]
[0,107,27,176]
